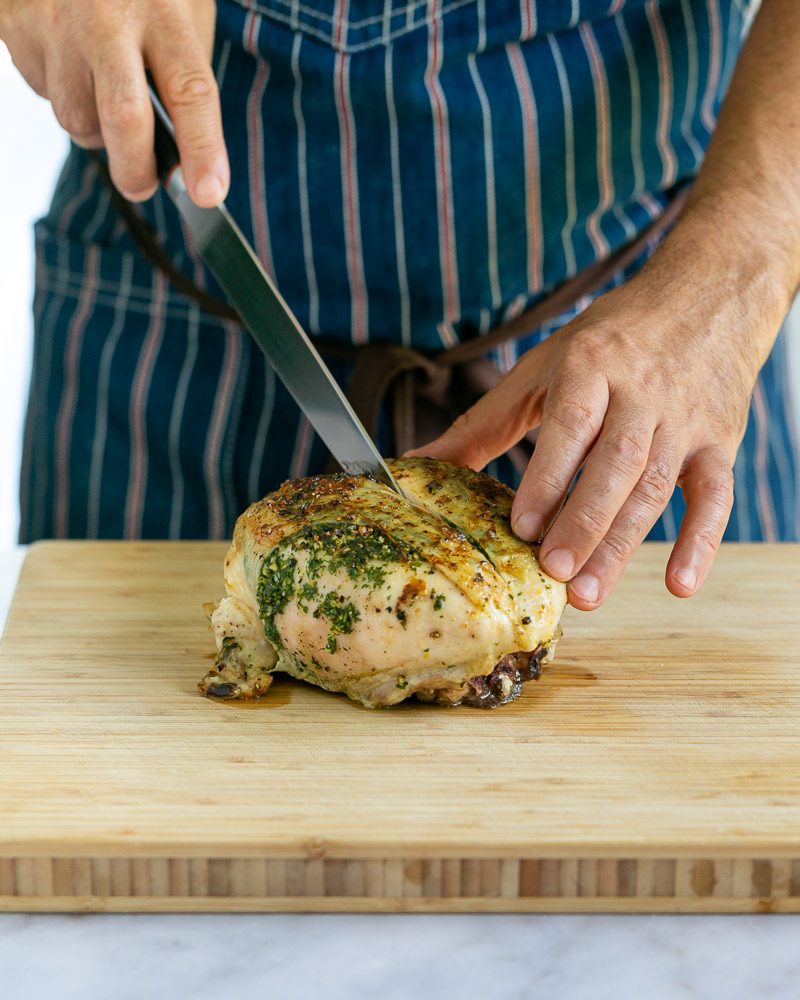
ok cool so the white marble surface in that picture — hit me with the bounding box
[1,550,800,997]
[1,910,800,1000]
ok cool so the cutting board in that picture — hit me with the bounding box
[1,540,799,914]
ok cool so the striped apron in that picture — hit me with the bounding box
[20,0,799,542]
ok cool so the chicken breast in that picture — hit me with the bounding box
[200,458,567,708]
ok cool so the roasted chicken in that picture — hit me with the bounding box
[200,458,566,708]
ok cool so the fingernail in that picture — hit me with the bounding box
[543,548,575,580]
[570,573,600,604]
[123,185,158,203]
[514,512,542,541]
[195,172,225,206]
[675,566,697,592]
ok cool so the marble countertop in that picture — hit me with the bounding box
[1,548,798,999]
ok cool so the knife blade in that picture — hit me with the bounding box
[147,85,401,495]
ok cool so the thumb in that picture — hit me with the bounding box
[406,372,546,470]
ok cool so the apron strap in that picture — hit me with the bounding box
[320,184,690,454]
[435,184,690,367]
[89,152,241,324]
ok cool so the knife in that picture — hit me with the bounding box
[147,84,401,495]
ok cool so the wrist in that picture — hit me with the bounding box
[680,187,798,320]
[632,194,796,377]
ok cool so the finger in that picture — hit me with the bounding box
[665,447,734,598]
[567,431,680,609]
[509,376,608,545]
[406,366,548,471]
[146,17,229,208]
[93,40,157,201]
[193,0,219,60]
[4,34,49,98]
[45,44,103,148]
[535,398,655,582]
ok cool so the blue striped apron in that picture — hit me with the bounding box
[19,0,799,542]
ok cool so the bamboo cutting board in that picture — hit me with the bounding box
[1,540,799,914]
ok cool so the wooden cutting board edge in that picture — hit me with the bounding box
[3,897,798,915]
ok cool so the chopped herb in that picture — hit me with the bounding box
[296,581,320,612]
[256,521,408,648]
[256,549,298,645]
[313,590,361,653]
[396,675,409,689]
[291,522,407,590]
[431,591,446,611]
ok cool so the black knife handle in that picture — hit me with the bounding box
[147,79,180,186]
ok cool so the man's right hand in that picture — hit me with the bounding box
[0,0,229,207]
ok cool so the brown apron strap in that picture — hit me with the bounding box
[320,343,444,471]
[392,370,418,457]
[340,184,691,454]
[346,344,418,439]
[437,183,690,367]
[344,343,447,439]
[90,151,241,324]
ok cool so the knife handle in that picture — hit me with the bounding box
[147,79,181,186]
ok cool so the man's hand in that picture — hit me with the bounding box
[413,0,800,611]
[0,0,228,207]
[409,249,761,610]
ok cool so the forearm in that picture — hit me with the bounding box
[640,0,800,372]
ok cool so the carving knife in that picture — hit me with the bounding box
[147,85,401,494]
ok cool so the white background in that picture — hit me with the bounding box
[1,43,799,547]
[2,45,69,547]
